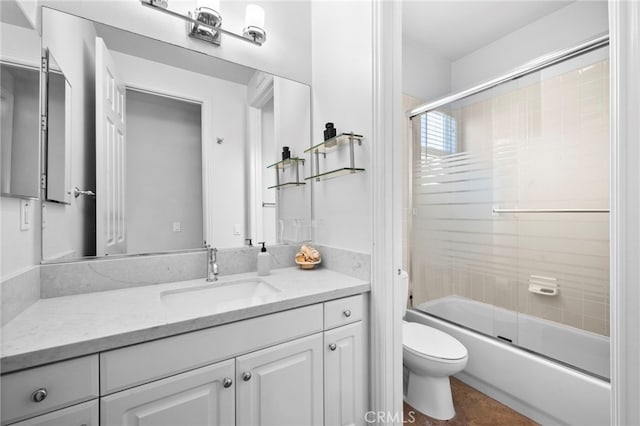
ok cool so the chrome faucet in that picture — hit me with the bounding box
[206,245,219,282]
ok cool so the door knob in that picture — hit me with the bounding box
[223,377,233,388]
[31,388,48,403]
[73,187,96,199]
[329,343,337,351]
[242,371,252,381]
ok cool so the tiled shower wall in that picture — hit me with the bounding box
[411,54,609,336]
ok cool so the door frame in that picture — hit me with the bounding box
[609,1,640,424]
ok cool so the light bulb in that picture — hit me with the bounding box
[245,4,265,30]
[198,0,220,12]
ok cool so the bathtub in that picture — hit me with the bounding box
[405,296,611,425]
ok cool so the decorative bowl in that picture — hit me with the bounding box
[295,259,321,270]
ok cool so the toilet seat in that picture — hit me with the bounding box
[403,321,467,361]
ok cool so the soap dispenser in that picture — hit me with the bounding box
[257,242,271,276]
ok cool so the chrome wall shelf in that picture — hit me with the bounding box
[267,157,305,189]
[304,133,365,181]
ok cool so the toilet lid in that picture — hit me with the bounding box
[403,322,467,360]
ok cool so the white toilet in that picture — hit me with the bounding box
[401,275,468,420]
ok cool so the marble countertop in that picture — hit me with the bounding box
[1,267,369,373]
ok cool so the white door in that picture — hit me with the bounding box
[101,359,235,426]
[95,36,126,256]
[10,400,98,426]
[236,333,323,426]
[324,322,365,426]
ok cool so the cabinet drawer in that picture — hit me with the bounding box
[0,355,98,425]
[324,294,364,330]
[9,399,98,426]
[101,304,323,394]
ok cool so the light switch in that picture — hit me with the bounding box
[20,200,30,231]
[173,222,181,232]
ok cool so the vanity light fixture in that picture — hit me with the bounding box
[140,0,266,46]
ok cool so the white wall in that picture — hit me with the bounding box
[261,98,276,245]
[451,1,608,91]
[126,90,203,254]
[274,77,311,243]
[402,39,451,102]
[1,23,41,277]
[112,50,248,249]
[311,0,372,253]
[35,0,312,85]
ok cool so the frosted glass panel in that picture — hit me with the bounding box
[410,48,609,378]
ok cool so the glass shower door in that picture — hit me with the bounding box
[409,46,610,379]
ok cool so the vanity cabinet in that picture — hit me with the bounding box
[324,322,365,426]
[9,400,98,426]
[101,359,235,426]
[2,294,367,426]
[323,295,366,426]
[236,333,323,425]
[0,355,98,426]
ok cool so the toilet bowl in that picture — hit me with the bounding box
[398,271,468,420]
[403,320,468,420]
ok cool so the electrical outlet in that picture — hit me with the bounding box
[173,222,181,232]
[20,200,30,231]
[233,224,241,236]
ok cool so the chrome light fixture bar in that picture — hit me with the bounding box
[141,0,266,46]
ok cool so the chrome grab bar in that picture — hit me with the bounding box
[493,208,609,214]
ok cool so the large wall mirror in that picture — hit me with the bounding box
[41,7,311,262]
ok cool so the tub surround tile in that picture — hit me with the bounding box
[314,244,370,281]
[1,267,369,373]
[1,266,40,326]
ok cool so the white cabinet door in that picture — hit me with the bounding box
[324,322,365,426]
[236,333,323,426]
[10,400,98,426]
[101,359,235,426]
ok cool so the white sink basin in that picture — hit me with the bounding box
[161,278,282,313]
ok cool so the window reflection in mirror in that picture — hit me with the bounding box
[40,7,311,262]
[1,62,40,199]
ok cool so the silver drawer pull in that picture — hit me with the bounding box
[31,388,48,403]
[329,343,337,351]
[223,377,233,388]
[343,310,352,318]
[242,372,252,381]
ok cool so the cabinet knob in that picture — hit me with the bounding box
[31,388,48,403]
[343,309,352,318]
[223,377,233,388]
[329,343,337,351]
[242,372,252,381]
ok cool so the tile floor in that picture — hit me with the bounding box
[403,378,539,426]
